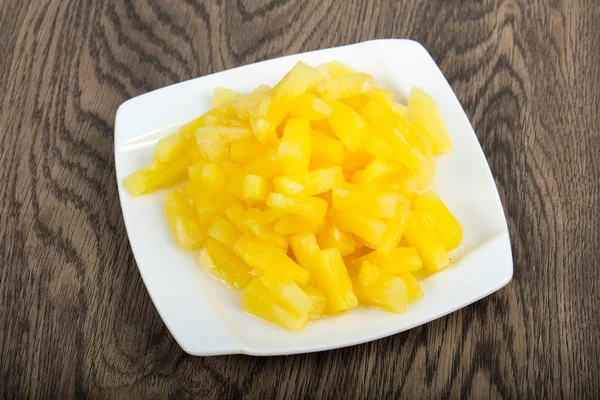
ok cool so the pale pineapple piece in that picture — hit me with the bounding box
[404,212,449,272]
[198,238,253,289]
[266,193,328,224]
[230,137,264,164]
[392,102,408,118]
[332,188,408,219]
[164,185,207,250]
[318,247,358,313]
[317,73,377,100]
[302,286,327,320]
[290,93,333,120]
[243,174,272,201]
[203,114,245,127]
[325,61,356,78]
[330,209,387,248]
[195,126,251,160]
[399,271,424,302]
[310,132,345,168]
[152,132,195,163]
[277,118,311,175]
[188,163,228,225]
[242,272,312,332]
[234,235,310,284]
[249,116,277,145]
[211,87,238,108]
[124,156,190,197]
[413,190,463,250]
[207,216,242,248]
[407,87,452,154]
[274,215,324,235]
[316,222,355,257]
[242,208,288,251]
[273,166,343,197]
[353,261,409,313]
[326,99,367,152]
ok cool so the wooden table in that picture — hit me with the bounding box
[1,0,598,398]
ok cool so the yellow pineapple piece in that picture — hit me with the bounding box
[330,209,387,248]
[392,102,408,118]
[356,247,422,276]
[234,235,309,284]
[370,88,393,105]
[399,271,424,302]
[413,190,463,250]
[340,150,373,177]
[207,216,241,248]
[230,137,264,164]
[316,222,355,257]
[378,206,410,254]
[211,87,238,108]
[302,286,327,320]
[326,61,356,78]
[195,126,252,160]
[273,166,343,197]
[353,261,409,313]
[317,73,377,100]
[244,149,283,180]
[266,193,328,224]
[310,132,345,168]
[198,238,253,289]
[164,185,207,250]
[289,234,322,278]
[332,187,407,219]
[291,93,333,120]
[224,203,250,234]
[317,247,358,313]
[243,174,272,201]
[124,156,190,197]
[404,212,449,272]
[242,208,288,251]
[188,163,229,225]
[326,99,367,152]
[407,87,452,154]
[277,118,311,175]
[391,111,433,159]
[310,118,336,138]
[203,114,244,127]
[351,159,402,186]
[249,116,277,145]
[274,215,324,235]
[152,132,195,163]
[342,93,370,112]
[242,271,312,332]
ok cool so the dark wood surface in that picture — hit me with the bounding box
[1,0,599,398]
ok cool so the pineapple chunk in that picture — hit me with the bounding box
[342,93,370,112]
[378,206,410,254]
[326,61,356,78]
[399,271,424,302]
[353,261,409,313]
[204,115,244,127]
[188,163,228,225]
[326,99,367,152]
[244,150,283,180]
[164,185,207,250]
[332,188,407,219]
[392,102,408,118]
[407,87,452,154]
[152,132,195,163]
[230,137,264,164]
[310,132,345,168]
[317,73,377,100]
[224,203,250,234]
[274,216,323,235]
[340,150,373,177]
[124,156,190,197]
[273,166,343,197]
[291,93,333,120]
[351,159,402,186]
[266,193,328,224]
[234,235,309,284]
[370,88,393,105]
[243,174,272,201]
[211,87,238,108]
[198,238,253,289]
[242,272,312,332]
[289,234,323,275]
[316,222,355,257]
[404,212,449,272]
[413,190,463,250]
[318,247,358,313]
[331,209,387,248]
[356,247,422,275]
[278,118,311,175]
[195,126,252,160]
[249,117,277,144]
[302,286,327,320]
[207,216,241,248]
[242,208,288,251]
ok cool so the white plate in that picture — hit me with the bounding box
[115,39,512,356]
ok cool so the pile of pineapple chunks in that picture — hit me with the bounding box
[124,60,463,332]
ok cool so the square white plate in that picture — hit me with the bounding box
[115,39,512,356]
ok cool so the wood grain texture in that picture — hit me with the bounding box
[1,0,599,398]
